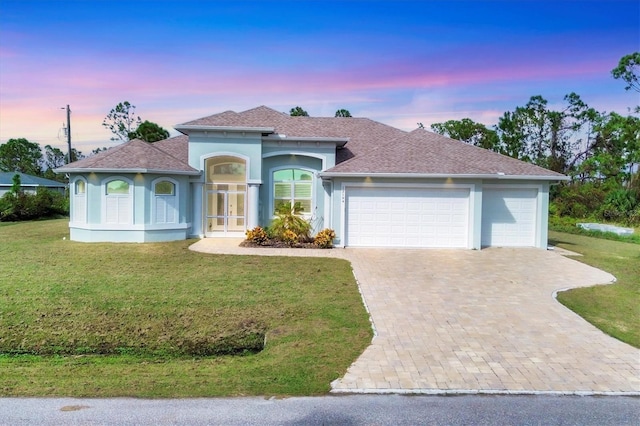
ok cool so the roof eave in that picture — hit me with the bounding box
[54,167,201,176]
[319,172,570,181]
[175,125,275,135]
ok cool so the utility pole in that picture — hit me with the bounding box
[65,105,72,163]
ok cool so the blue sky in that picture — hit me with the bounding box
[0,0,638,153]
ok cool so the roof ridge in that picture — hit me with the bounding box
[145,136,193,167]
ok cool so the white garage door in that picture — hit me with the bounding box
[481,188,538,247]
[345,187,470,248]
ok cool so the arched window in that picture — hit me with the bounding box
[72,177,87,223]
[153,179,177,224]
[273,168,313,216]
[104,178,132,224]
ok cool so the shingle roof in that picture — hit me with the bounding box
[179,106,407,163]
[324,129,566,178]
[55,136,198,174]
[56,106,565,179]
[0,172,66,187]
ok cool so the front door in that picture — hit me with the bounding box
[205,184,246,236]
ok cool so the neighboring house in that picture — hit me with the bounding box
[55,106,568,248]
[0,172,66,197]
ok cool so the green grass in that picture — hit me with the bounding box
[0,219,372,397]
[549,231,640,348]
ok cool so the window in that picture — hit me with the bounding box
[104,178,132,224]
[153,179,177,224]
[72,178,87,223]
[75,179,86,195]
[206,156,246,183]
[273,168,313,215]
[155,180,175,195]
[106,180,129,195]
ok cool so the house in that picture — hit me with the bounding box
[55,106,568,248]
[0,172,66,197]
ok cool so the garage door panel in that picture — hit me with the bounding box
[346,187,470,248]
[482,188,537,247]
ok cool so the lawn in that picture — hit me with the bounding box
[0,219,372,397]
[549,231,640,348]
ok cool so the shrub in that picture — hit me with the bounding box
[269,202,311,241]
[313,228,336,248]
[0,187,69,221]
[245,226,268,244]
[281,229,298,246]
[552,182,606,219]
[598,188,639,225]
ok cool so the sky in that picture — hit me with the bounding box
[0,0,638,154]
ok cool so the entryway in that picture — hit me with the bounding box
[204,155,247,237]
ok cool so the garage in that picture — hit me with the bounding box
[481,187,538,247]
[345,187,470,248]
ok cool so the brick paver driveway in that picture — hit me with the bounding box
[190,241,640,394]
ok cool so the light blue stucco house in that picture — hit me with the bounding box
[56,106,568,248]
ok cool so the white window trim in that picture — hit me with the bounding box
[152,177,179,224]
[102,176,134,225]
[270,166,316,219]
[71,176,87,224]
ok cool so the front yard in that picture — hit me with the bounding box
[550,231,640,348]
[0,220,372,397]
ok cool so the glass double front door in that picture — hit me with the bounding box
[205,184,246,235]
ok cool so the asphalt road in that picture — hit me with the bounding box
[1,394,638,425]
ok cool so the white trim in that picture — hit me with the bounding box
[200,152,251,183]
[55,167,199,175]
[70,222,191,231]
[151,177,179,225]
[262,150,327,170]
[340,182,475,249]
[482,183,544,248]
[269,166,317,221]
[320,172,568,181]
[71,176,87,224]
[202,154,249,236]
[175,125,274,134]
[102,176,134,225]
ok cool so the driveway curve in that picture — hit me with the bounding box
[190,240,639,394]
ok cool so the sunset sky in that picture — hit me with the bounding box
[1,0,638,154]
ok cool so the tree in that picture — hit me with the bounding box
[289,106,309,117]
[431,118,499,151]
[0,138,43,176]
[42,145,67,181]
[611,52,640,92]
[335,109,352,117]
[102,101,142,142]
[128,120,170,142]
[496,94,601,173]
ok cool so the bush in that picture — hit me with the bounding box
[245,226,268,244]
[598,189,639,225]
[552,182,606,219]
[0,187,69,221]
[269,202,311,241]
[313,228,336,248]
[281,229,298,246]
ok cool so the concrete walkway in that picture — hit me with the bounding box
[189,239,640,395]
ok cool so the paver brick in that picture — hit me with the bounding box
[190,240,640,394]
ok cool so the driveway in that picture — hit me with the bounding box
[190,241,640,394]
